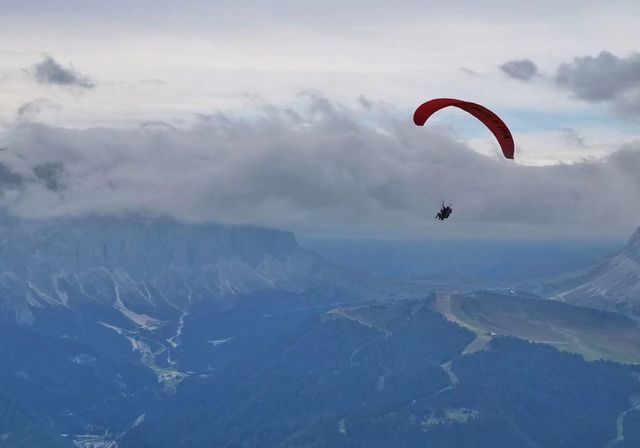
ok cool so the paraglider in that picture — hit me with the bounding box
[413,98,515,159]
[436,202,453,221]
[413,98,514,223]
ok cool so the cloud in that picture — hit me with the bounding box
[552,51,640,118]
[0,159,65,195]
[559,127,587,148]
[32,162,66,192]
[357,95,373,110]
[138,120,178,131]
[499,59,539,81]
[30,55,95,89]
[16,98,61,120]
[0,163,23,189]
[555,51,640,101]
[460,67,484,78]
[0,95,639,238]
[613,90,640,118]
[139,78,165,85]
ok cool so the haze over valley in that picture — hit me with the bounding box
[0,215,638,447]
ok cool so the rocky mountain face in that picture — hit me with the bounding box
[623,226,640,262]
[553,226,640,315]
[0,215,404,327]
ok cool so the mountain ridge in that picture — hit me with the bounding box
[0,215,411,328]
[551,226,640,315]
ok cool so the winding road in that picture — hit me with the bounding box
[604,404,640,448]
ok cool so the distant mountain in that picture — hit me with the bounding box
[551,226,640,315]
[2,215,639,447]
[0,215,410,328]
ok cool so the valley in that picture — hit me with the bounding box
[1,216,640,447]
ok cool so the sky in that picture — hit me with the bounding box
[0,0,639,239]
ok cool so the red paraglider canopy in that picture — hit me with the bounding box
[413,98,515,159]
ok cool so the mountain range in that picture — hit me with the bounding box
[0,215,409,328]
[1,215,639,447]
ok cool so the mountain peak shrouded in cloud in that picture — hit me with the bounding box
[0,95,639,238]
[30,55,95,89]
[499,59,539,81]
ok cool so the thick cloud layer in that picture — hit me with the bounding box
[31,55,95,89]
[0,96,638,238]
[500,59,539,81]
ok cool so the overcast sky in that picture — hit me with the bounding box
[1,1,639,238]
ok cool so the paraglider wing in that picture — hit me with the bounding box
[413,98,515,159]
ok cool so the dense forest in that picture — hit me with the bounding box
[123,300,640,447]
[0,393,72,447]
